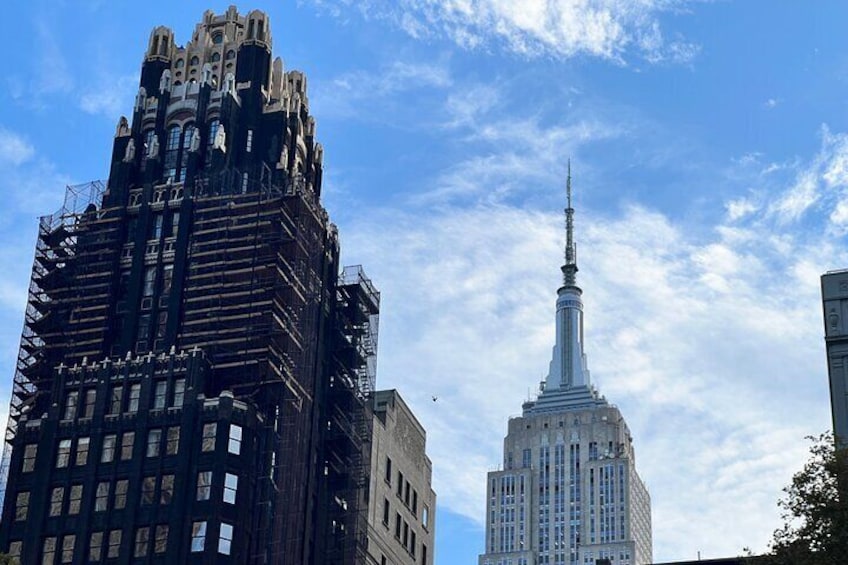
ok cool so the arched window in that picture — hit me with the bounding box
[190,56,199,66]
[226,50,236,60]
[211,52,221,63]
[175,59,185,69]
[212,32,224,45]
[164,125,181,182]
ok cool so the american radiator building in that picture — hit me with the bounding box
[479,174,652,565]
[0,7,403,564]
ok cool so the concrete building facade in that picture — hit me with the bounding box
[367,390,436,565]
[479,171,652,565]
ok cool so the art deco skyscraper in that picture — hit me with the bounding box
[0,7,380,564]
[479,170,652,565]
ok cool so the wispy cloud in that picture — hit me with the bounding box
[0,129,34,166]
[79,74,139,118]
[310,0,700,63]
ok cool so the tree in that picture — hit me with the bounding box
[760,432,848,564]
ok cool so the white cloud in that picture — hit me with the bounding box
[764,98,780,109]
[79,74,139,118]
[311,0,700,63]
[0,129,34,166]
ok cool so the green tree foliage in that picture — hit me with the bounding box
[760,432,848,564]
[0,555,16,564]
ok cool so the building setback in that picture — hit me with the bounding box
[0,7,389,564]
[479,170,652,565]
[367,390,436,565]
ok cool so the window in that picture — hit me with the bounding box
[89,532,103,561]
[206,120,220,165]
[147,429,161,457]
[101,434,116,463]
[405,482,411,506]
[385,456,392,483]
[161,474,174,504]
[173,378,185,407]
[82,389,96,418]
[395,513,402,538]
[164,125,181,181]
[114,480,128,509]
[246,129,253,153]
[397,471,403,496]
[412,490,418,515]
[63,391,78,420]
[422,543,428,565]
[107,530,121,558]
[121,432,135,460]
[126,384,141,412]
[410,531,416,557]
[134,527,149,557]
[241,172,249,193]
[76,437,90,466]
[161,264,174,295]
[154,525,168,554]
[22,444,37,472]
[49,487,64,517]
[61,535,75,563]
[56,439,71,468]
[14,491,29,521]
[382,498,389,525]
[191,521,207,552]
[141,476,156,505]
[224,473,238,504]
[95,482,109,512]
[165,426,179,455]
[109,386,122,414]
[42,537,57,564]
[228,424,242,454]
[423,505,430,529]
[8,541,21,560]
[152,214,164,239]
[149,382,166,411]
[68,485,83,515]
[202,422,217,451]
[226,49,236,60]
[218,523,234,555]
[197,471,212,501]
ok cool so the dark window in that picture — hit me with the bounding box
[166,427,180,455]
[154,525,168,554]
[89,531,103,561]
[22,444,37,472]
[82,389,96,418]
[147,429,161,457]
[120,432,134,460]
[68,485,83,515]
[201,423,217,452]
[49,487,63,517]
[161,475,174,505]
[134,527,149,557]
[14,492,29,521]
[107,530,121,558]
[141,476,156,505]
[109,386,122,414]
[382,498,389,525]
[114,480,128,510]
[385,456,392,483]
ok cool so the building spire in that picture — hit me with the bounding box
[562,160,578,288]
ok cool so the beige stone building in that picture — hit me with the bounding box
[367,390,436,565]
[479,173,651,565]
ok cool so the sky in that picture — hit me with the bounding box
[1,0,847,563]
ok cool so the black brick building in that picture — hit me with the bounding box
[0,7,378,564]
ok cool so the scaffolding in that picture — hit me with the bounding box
[0,180,118,506]
[322,264,380,563]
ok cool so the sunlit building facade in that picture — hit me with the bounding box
[479,173,652,565]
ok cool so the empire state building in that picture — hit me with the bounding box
[479,170,652,565]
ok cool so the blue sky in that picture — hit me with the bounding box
[2,0,847,563]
